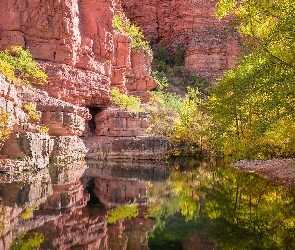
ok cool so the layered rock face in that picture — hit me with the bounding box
[0,0,239,163]
[94,108,149,137]
[0,0,159,145]
[122,0,239,82]
[0,74,91,136]
[84,136,171,160]
[0,0,239,142]
[0,0,156,107]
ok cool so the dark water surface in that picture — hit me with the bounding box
[1,158,295,250]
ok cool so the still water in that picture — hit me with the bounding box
[0,158,295,250]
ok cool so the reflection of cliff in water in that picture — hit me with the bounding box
[82,160,170,208]
[0,160,167,250]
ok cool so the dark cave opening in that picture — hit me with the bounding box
[87,107,103,134]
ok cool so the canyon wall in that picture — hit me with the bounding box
[0,0,156,108]
[121,0,239,82]
[0,0,241,156]
[0,0,239,142]
[0,0,159,146]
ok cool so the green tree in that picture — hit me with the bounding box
[208,0,295,159]
[146,83,209,155]
[173,87,209,154]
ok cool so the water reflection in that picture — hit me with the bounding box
[148,159,295,250]
[0,158,294,249]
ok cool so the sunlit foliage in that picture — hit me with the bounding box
[38,125,49,134]
[146,80,209,155]
[0,59,17,82]
[0,108,12,149]
[110,88,143,112]
[209,0,295,159]
[0,46,48,85]
[145,73,181,138]
[20,205,36,221]
[113,14,151,51]
[23,103,40,121]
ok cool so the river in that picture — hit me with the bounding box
[1,158,295,249]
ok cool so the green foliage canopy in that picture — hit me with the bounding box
[208,0,295,159]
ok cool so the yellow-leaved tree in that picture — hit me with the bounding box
[0,108,12,149]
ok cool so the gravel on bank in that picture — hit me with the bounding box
[232,158,295,189]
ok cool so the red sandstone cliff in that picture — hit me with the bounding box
[0,0,156,108]
[121,0,239,82]
[0,0,239,140]
[0,0,240,159]
[0,0,159,140]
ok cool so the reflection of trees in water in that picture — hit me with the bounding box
[205,166,295,249]
[1,159,295,249]
[9,232,44,250]
[146,160,295,249]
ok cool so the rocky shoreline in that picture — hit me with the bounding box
[232,158,295,189]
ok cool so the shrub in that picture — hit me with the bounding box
[0,108,12,149]
[152,42,173,71]
[113,14,151,51]
[10,232,44,250]
[145,89,181,138]
[0,46,48,85]
[151,71,168,90]
[38,125,49,134]
[145,80,209,155]
[23,103,40,121]
[110,88,143,112]
[0,58,17,82]
[21,205,36,220]
[174,44,185,66]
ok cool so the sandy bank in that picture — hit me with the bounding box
[232,158,295,189]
